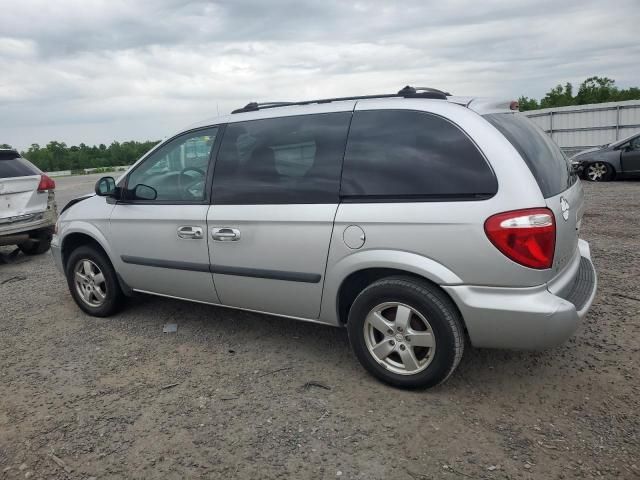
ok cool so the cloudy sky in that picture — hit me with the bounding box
[1,0,639,150]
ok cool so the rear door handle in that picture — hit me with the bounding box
[177,226,203,239]
[211,227,241,241]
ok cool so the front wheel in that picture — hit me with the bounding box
[585,162,613,182]
[66,245,124,317]
[347,276,464,389]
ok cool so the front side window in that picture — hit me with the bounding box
[127,128,218,201]
[212,113,351,204]
[341,110,497,200]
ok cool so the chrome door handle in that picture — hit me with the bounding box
[177,226,203,239]
[211,227,241,241]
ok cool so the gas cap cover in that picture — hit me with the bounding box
[343,225,365,249]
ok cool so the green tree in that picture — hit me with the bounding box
[575,76,617,104]
[519,76,640,111]
[21,139,160,171]
[540,82,574,109]
[517,96,539,111]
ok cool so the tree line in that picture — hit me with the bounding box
[0,140,160,173]
[518,76,640,111]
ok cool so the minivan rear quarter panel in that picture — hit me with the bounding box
[319,99,572,324]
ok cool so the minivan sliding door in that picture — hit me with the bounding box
[207,111,352,319]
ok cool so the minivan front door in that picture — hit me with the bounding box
[109,127,220,303]
[207,111,353,319]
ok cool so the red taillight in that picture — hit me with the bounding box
[484,208,556,269]
[38,174,56,192]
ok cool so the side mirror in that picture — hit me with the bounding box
[95,176,116,196]
[133,184,157,200]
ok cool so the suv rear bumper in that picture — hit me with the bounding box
[0,195,57,238]
[0,214,56,241]
[443,239,597,350]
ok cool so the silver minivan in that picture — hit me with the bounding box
[51,87,597,388]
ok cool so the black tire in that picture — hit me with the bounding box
[65,245,124,317]
[347,276,464,389]
[18,232,52,255]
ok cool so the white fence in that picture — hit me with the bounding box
[524,100,640,156]
[47,166,129,178]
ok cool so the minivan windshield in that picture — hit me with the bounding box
[484,113,576,198]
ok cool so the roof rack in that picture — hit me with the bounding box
[231,85,451,114]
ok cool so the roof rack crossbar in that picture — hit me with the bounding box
[231,85,450,114]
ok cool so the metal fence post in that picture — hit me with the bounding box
[616,105,620,140]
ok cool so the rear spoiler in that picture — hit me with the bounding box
[447,97,519,114]
[467,98,520,114]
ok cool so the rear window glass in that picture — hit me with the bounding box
[484,113,576,198]
[341,110,497,200]
[0,154,40,179]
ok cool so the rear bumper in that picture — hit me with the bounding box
[0,215,55,238]
[443,239,597,350]
[0,196,57,238]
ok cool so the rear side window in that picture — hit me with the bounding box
[341,110,497,200]
[213,113,351,204]
[0,152,40,179]
[484,113,576,198]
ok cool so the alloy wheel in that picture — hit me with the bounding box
[586,162,609,181]
[74,259,107,307]
[363,302,436,375]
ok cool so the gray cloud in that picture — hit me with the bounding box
[1,0,638,150]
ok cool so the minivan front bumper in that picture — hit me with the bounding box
[443,239,597,350]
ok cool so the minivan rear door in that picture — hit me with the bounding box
[484,113,582,276]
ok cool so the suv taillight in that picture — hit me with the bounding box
[484,208,555,269]
[37,174,56,192]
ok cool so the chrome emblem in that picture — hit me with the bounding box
[560,196,570,221]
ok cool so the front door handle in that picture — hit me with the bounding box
[177,226,203,239]
[211,227,241,241]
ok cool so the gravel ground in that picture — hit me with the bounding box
[0,179,638,479]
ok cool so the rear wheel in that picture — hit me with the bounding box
[66,245,124,317]
[585,162,613,182]
[18,231,52,255]
[347,276,464,389]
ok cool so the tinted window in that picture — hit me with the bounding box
[341,110,497,200]
[484,113,576,198]
[213,113,351,204]
[0,153,40,179]
[127,128,218,202]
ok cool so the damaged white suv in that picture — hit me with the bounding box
[0,148,57,255]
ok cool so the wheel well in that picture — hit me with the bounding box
[337,268,458,325]
[61,233,110,271]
